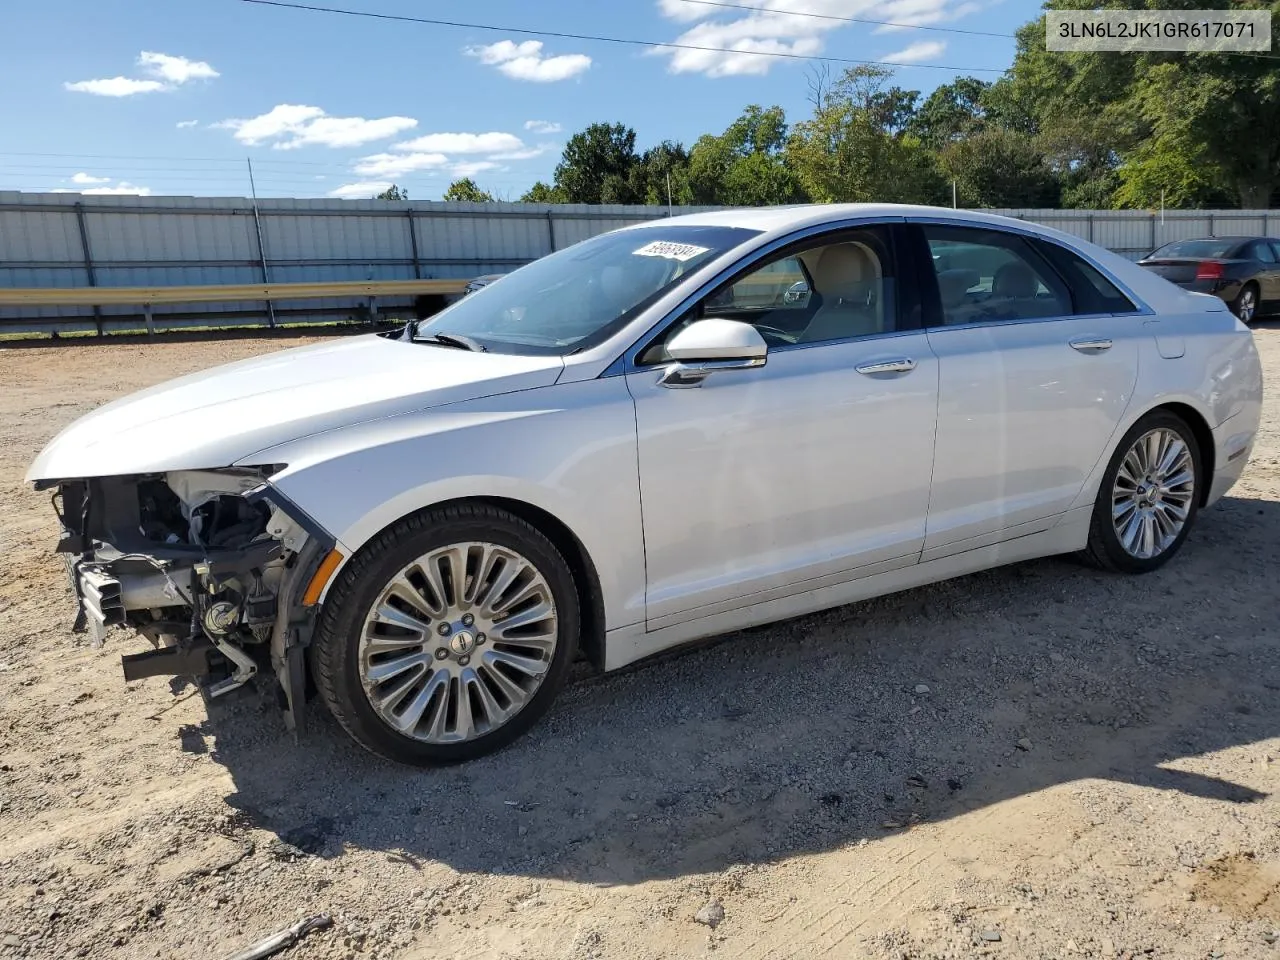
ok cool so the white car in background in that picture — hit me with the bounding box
[28,204,1263,766]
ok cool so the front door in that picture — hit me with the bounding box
[913,222,1140,558]
[625,225,939,629]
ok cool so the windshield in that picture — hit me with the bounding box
[413,225,760,355]
[1149,238,1241,259]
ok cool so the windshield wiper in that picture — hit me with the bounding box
[412,332,487,352]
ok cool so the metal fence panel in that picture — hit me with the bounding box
[2,192,1278,334]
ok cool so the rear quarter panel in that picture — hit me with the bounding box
[1067,308,1262,512]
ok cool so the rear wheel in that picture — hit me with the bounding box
[1081,411,1202,573]
[1232,283,1259,324]
[312,504,579,765]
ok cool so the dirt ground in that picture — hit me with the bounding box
[1,325,1278,960]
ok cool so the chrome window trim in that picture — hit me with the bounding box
[609,216,907,377]
[906,215,1156,318]
[922,310,1131,334]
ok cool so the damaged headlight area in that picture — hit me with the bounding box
[42,467,335,729]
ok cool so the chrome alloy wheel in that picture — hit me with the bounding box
[358,541,559,743]
[1111,428,1196,560]
[1237,287,1257,323]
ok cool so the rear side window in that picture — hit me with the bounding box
[921,226,1071,326]
[1248,241,1277,264]
[1035,241,1141,314]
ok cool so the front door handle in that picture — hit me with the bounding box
[1070,337,1113,353]
[855,358,916,376]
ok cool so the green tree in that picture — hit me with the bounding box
[785,66,945,205]
[519,181,564,203]
[938,128,1060,208]
[686,105,806,205]
[629,141,693,206]
[553,122,641,204]
[442,178,495,202]
[907,77,991,149]
[998,0,1280,207]
[374,184,407,200]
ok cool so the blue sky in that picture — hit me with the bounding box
[1,0,1041,201]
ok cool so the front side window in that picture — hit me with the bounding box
[413,225,760,355]
[641,227,899,364]
[923,226,1071,326]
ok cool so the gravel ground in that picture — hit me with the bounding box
[1,326,1278,960]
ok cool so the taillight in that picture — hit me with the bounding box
[1195,261,1225,280]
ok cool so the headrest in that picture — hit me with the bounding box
[937,268,979,308]
[810,243,878,304]
[992,262,1038,299]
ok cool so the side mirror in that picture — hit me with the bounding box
[782,280,810,305]
[661,318,767,388]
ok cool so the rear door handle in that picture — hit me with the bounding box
[855,358,916,376]
[1069,337,1113,353]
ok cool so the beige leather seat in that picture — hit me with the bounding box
[798,243,884,343]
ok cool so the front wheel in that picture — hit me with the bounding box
[1081,411,1202,573]
[312,504,580,765]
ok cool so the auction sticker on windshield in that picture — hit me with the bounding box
[633,241,711,262]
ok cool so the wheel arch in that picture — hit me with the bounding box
[465,495,607,673]
[1138,401,1216,506]
[319,494,608,672]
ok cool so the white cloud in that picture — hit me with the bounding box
[54,181,153,195]
[451,160,502,177]
[489,145,554,161]
[353,151,449,177]
[84,182,152,196]
[880,40,947,62]
[71,172,111,185]
[653,0,974,76]
[218,104,417,149]
[65,51,219,97]
[466,40,591,82]
[64,77,168,97]
[524,120,562,134]
[176,119,199,129]
[138,51,219,83]
[329,181,394,199]
[392,131,524,154]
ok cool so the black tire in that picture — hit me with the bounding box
[312,503,580,765]
[1232,282,1259,324]
[1081,410,1203,574]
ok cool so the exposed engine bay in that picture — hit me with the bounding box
[41,468,333,729]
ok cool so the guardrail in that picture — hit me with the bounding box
[0,278,470,336]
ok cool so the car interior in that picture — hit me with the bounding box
[928,239,1070,325]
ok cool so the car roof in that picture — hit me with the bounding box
[1155,236,1258,245]
[628,203,1055,236]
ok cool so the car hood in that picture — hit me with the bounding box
[27,333,565,481]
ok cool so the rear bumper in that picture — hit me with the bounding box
[1171,278,1243,302]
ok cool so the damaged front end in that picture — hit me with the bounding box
[39,467,337,731]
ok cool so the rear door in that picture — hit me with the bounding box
[910,222,1142,559]
[1245,240,1280,306]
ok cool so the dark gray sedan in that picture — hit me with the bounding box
[1138,236,1280,323]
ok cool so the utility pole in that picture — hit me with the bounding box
[247,158,277,329]
[952,180,957,209]
[666,171,673,216]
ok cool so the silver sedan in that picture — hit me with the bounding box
[28,204,1264,766]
